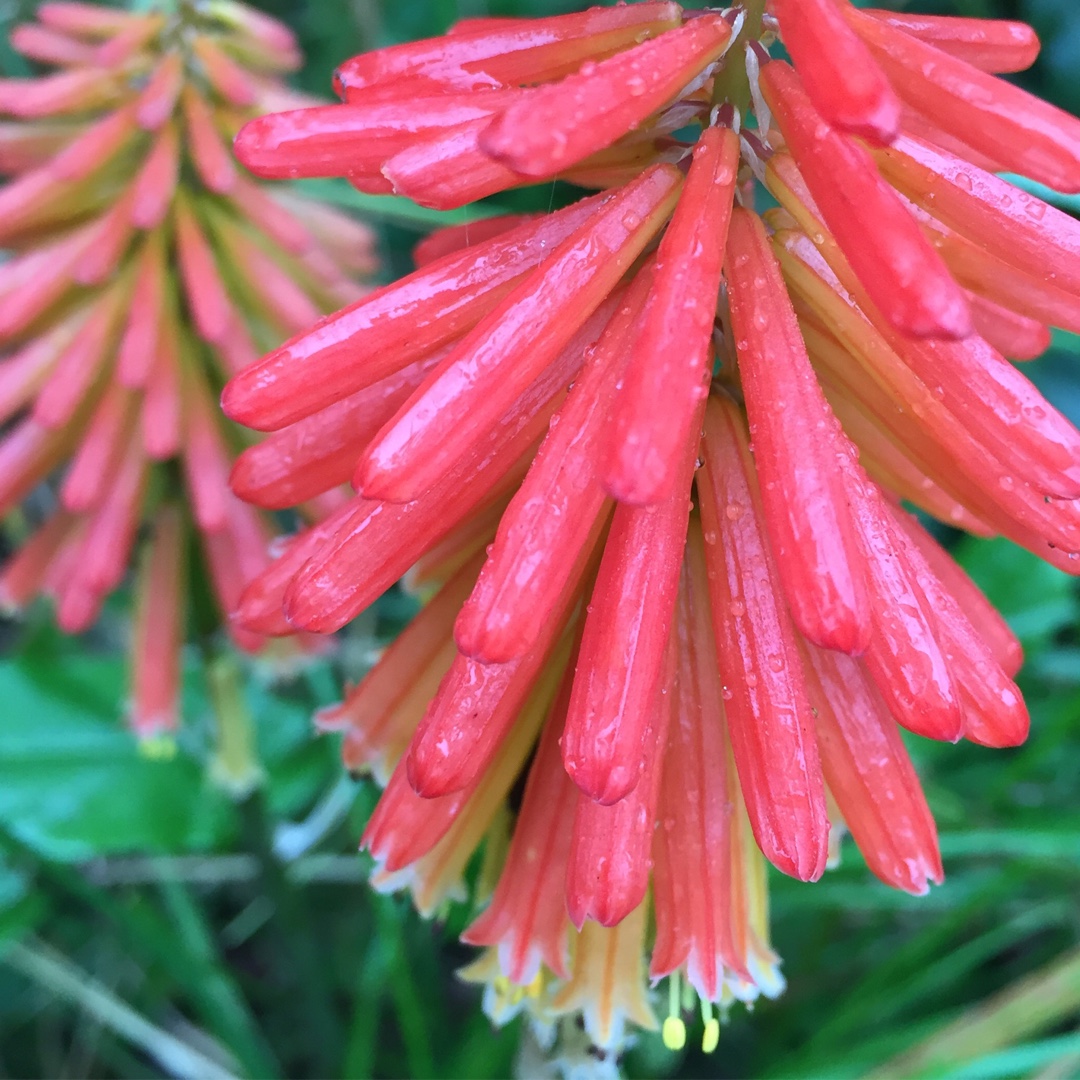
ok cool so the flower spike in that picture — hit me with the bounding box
[216,0,1080,1054]
[0,0,375,737]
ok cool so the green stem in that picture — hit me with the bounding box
[710,0,767,114]
[207,654,265,799]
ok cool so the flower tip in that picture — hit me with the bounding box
[843,92,903,147]
[219,374,261,429]
[233,116,288,178]
[231,585,289,637]
[765,833,829,884]
[600,451,670,507]
[802,613,872,658]
[880,851,945,896]
[562,748,641,807]
[351,454,415,503]
[281,587,342,635]
[453,609,524,667]
[965,696,1031,748]
[1003,642,1025,680]
[566,885,642,932]
[226,454,275,509]
[405,741,469,800]
[897,287,974,342]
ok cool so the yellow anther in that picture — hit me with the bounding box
[662,1016,687,1052]
[702,1018,721,1054]
[523,971,545,999]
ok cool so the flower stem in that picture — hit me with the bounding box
[2,937,238,1080]
[711,0,767,114]
[206,654,265,799]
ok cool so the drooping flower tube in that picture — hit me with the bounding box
[225,0,1076,1059]
[0,1,373,742]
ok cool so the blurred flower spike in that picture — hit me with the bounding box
[229,0,1079,1060]
[0,1,375,742]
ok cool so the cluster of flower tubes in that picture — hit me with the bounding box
[6,0,1080,1061]
[0,1,374,740]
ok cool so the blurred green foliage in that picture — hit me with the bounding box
[2,0,1080,1077]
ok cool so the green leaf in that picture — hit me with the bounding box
[953,537,1079,649]
[0,656,233,859]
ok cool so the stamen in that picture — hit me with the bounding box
[701,1000,721,1054]
[662,973,687,1051]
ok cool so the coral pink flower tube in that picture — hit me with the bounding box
[480,16,733,178]
[462,670,578,983]
[603,126,738,506]
[845,4,1080,193]
[356,165,683,502]
[862,9,1040,73]
[697,395,829,883]
[760,60,971,341]
[566,639,674,929]
[772,0,900,144]
[726,207,871,656]
[801,641,943,895]
[560,392,704,805]
[221,195,605,431]
[335,4,682,93]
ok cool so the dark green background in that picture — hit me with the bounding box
[2,1,1080,1077]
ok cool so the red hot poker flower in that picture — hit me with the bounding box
[0,1,373,742]
[224,0,1077,1059]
